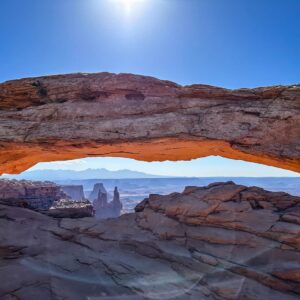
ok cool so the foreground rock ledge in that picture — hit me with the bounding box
[0,72,299,174]
[0,182,300,299]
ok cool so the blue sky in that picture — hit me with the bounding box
[1,0,299,176]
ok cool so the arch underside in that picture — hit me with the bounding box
[0,72,299,174]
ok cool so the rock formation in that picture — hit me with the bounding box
[0,179,63,210]
[0,73,299,174]
[92,189,108,211]
[0,179,93,218]
[88,183,107,202]
[0,182,299,299]
[60,185,85,201]
[112,186,122,213]
[93,186,123,219]
[46,199,94,218]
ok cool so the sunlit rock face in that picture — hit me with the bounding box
[0,182,299,299]
[0,73,299,174]
[60,185,85,201]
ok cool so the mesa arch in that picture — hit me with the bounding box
[0,72,299,174]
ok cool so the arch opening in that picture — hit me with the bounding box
[3,156,299,215]
[0,73,299,175]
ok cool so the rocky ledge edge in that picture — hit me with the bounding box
[0,181,300,300]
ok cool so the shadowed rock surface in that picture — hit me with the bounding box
[0,182,299,299]
[0,73,299,174]
[0,179,64,210]
[88,183,107,202]
[61,185,85,201]
[93,187,123,219]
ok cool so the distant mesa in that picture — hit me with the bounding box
[92,184,123,219]
[0,178,123,219]
[0,179,93,218]
[61,185,85,201]
[0,179,64,210]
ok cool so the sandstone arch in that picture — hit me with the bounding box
[0,72,299,174]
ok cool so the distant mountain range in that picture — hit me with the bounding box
[2,168,166,181]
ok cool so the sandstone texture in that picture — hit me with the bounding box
[46,199,94,218]
[0,179,63,210]
[0,179,93,218]
[0,182,299,299]
[0,73,299,174]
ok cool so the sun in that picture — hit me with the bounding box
[121,0,135,10]
[115,0,145,14]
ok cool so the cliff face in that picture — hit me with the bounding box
[0,179,63,210]
[0,182,299,299]
[60,185,85,201]
[0,73,299,174]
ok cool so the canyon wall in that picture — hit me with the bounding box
[0,179,63,210]
[0,72,299,174]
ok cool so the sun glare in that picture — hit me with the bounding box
[115,0,145,14]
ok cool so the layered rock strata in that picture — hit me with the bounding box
[0,179,92,218]
[0,73,299,174]
[0,182,299,299]
[0,179,63,210]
